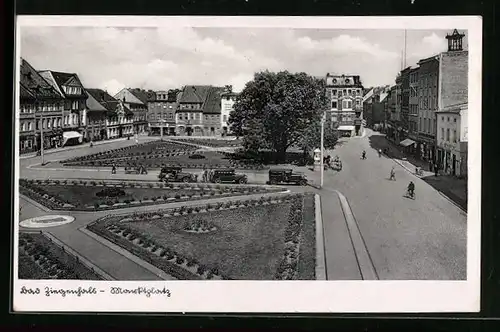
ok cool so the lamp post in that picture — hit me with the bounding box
[320,111,326,188]
[38,103,46,166]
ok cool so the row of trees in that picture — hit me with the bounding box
[228,71,339,162]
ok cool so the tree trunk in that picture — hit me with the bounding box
[275,146,287,164]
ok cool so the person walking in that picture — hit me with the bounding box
[389,166,396,181]
[434,163,439,177]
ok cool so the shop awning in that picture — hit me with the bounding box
[338,125,355,131]
[62,131,83,146]
[400,138,416,147]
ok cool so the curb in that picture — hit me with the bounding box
[315,194,327,280]
[43,232,115,281]
[335,190,379,280]
[19,194,51,212]
[79,226,175,280]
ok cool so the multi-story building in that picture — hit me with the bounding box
[38,70,87,146]
[408,66,420,148]
[400,66,412,136]
[363,86,389,129]
[325,74,364,137]
[19,58,64,153]
[147,89,179,136]
[416,29,468,163]
[114,88,149,135]
[436,102,468,177]
[220,85,238,136]
[84,89,112,142]
[176,85,223,136]
[386,85,398,140]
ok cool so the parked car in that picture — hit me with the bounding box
[158,166,198,183]
[208,168,247,184]
[267,168,307,186]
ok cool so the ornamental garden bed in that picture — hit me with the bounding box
[172,138,243,148]
[58,149,266,170]
[18,232,103,280]
[87,193,315,280]
[19,179,284,211]
[61,140,198,164]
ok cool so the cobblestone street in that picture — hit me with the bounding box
[317,129,467,280]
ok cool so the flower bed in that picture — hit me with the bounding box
[60,150,267,170]
[61,140,198,164]
[18,232,103,280]
[172,138,243,148]
[87,193,315,280]
[19,179,284,211]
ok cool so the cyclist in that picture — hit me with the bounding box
[407,181,415,198]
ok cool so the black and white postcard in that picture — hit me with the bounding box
[13,15,481,313]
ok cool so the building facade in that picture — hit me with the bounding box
[147,89,179,136]
[84,89,112,141]
[176,85,223,136]
[400,66,411,136]
[220,85,237,136]
[19,59,65,153]
[114,88,149,135]
[435,103,468,177]
[415,29,468,163]
[38,70,88,146]
[325,74,364,137]
[408,66,420,150]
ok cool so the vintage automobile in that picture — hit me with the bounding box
[267,168,307,186]
[124,165,148,175]
[158,166,198,183]
[208,168,247,184]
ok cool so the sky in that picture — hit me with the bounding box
[20,27,468,95]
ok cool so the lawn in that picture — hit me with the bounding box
[101,203,291,280]
[20,179,282,210]
[88,194,317,280]
[18,232,103,280]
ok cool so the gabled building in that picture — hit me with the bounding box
[38,70,88,146]
[87,89,134,139]
[19,58,64,153]
[176,85,223,136]
[325,74,364,137]
[113,88,150,135]
[147,89,180,136]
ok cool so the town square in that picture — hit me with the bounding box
[16,25,469,282]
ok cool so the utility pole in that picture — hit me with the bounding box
[320,111,325,188]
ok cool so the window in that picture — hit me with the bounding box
[454,118,457,123]
[331,101,338,109]
[223,115,228,122]
[453,129,457,143]
[332,90,337,97]
[446,128,450,141]
[441,127,444,139]
[356,100,360,106]
[442,116,444,122]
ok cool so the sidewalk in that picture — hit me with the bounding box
[20,136,155,160]
[371,135,467,212]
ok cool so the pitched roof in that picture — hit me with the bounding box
[20,58,62,100]
[362,88,374,102]
[203,87,224,114]
[87,88,132,115]
[128,88,155,104]
[85,90,108,112]
[179,85,212,104]
[38,70,87,98]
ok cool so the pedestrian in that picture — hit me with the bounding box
[389,166,396,181]
[429,160,433,172]
[434,163,439,177]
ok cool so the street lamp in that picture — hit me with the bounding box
[37,103,46,166]
[320,111,326,188]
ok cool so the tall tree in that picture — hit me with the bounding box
[228,71,328,162]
